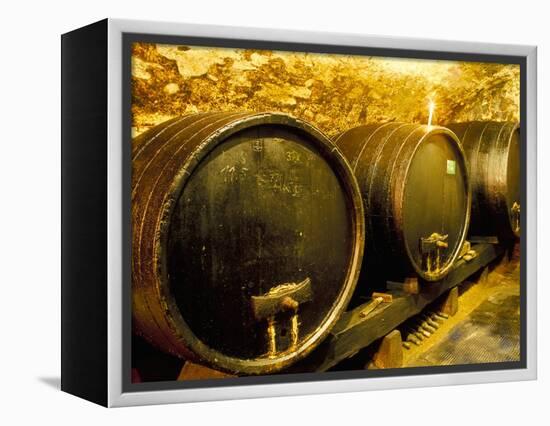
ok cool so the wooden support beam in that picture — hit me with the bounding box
[368,330,403,369]
[177,361,235,381]
[285,243,503,373]
[439,286,459,317]
[131,368,142,384]
[469,236,499,244]
[479,266,489,285]
[386,277,419,295]
[512,241,520,260]
[495,251,512,273]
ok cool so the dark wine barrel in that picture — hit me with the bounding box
[132,112,364,375]
[335,123,470,282]
[447,121,520,241]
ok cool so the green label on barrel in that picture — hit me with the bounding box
[447,160,456,175]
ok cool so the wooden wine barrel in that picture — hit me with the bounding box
[335,123,471,282]
[447,122,520,241]
[132,112,364,375]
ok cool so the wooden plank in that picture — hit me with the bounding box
[439,287,459,316]
[286,243,503,373]
[369,330,403,369]
[469,236,499,244]
[177,361,235,381]
[387,277,419,294]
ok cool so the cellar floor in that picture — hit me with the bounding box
[402,256,521,367]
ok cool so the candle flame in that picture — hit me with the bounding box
[427,100,436,129]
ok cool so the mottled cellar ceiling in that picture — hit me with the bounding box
[131,43,520,138]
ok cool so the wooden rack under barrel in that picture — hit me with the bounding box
[174,240,510,380]
[285,241,506,373]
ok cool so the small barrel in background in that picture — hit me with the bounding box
[335,123,471,282]
[447,121,520,242]
[132,112,364,375]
